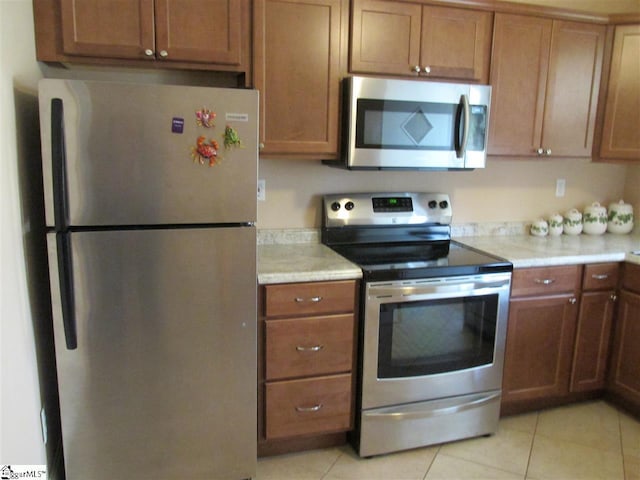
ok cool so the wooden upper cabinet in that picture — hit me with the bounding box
[253,0,348,158]
[154,0,244,65]
[60,0,155,59]
[350,0,492,83]
[489,14,605,157]
[350,0,421,76]
[35,0,250,72]
[599,25,640,160]
[420,6,492,82]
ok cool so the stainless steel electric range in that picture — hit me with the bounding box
[321,192,513,457]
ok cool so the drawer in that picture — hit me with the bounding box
[582,263,620,291]
[266,314,354,380]
[511,265,581,297]
[265,374,352,439]
[264,280,356,317]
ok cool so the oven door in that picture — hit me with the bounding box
[362,272,511,410]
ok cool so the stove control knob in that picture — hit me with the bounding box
[428,200,438,209]
[330,201,341,212]
[439,200,449,209]
[345,201,355,211]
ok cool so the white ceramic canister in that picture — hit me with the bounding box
[530,219,549,236]
[547,213,564,236]
[607,199,634,234]
[583,202,608,235]
[563,208,583,235]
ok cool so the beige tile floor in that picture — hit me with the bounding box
[257,400,640,480]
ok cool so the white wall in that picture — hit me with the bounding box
[257,157,629,229]
[1,0,46,466]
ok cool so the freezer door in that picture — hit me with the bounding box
[39,79,258,227]
[46,227,256,480]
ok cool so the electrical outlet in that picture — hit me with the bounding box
[257,179,266,201]
[555,178,566,197]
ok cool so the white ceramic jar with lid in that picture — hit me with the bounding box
[530,219,549,236]
[607,200,634,234]
[563,208,583,235]
[583,202,608,235]
[547,213,563,236]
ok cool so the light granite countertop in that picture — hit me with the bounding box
[456,233,640,268]
[258,243,362,284]
[257,229,640,284]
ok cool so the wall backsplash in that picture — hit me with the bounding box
[257,157,629,229]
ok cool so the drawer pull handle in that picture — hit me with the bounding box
[295,404,323,413]
[294,296,323,303]
[296,345,324,352]
[592,274,609,280]
[534,278,555,285]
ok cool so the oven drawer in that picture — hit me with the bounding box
[582,263,619,291]
[264,280,356,317]
[511,265,581,297]
[265,374,352,439]
[266,314,354,380]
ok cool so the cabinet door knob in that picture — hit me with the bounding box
[412,65,421,73]
[534,278,555,285]
[423,66,431,74]
[144,49,154,56]
[610,294,618,302]
[536,148,544,155]
[569,297,577,304]
[159,50,169,58]
[545,148,552,155]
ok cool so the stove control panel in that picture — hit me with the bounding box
[323,192,452,227]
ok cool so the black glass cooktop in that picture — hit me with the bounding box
[328,240,512,282]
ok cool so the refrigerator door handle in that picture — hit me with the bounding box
[56,233,77,350]
[51,98,69,232]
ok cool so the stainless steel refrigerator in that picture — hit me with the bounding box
[39,79,258,480]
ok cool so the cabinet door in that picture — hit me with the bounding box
[570,291,616,393]
[60,0,155,59]
[502,294,578,405]
[542,21,605,157]
[154,0,245,65]
[350,0,422,76]
[600,25,640,160]
[608,290,640,405]
[488,14,551,156]
[254,0,347,157]
[420,6,492,83]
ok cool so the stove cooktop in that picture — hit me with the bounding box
[329,241,512,281]
[321,193,512,282]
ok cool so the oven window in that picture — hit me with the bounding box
[377,294,497,378]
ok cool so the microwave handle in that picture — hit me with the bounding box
[455,94,470,159]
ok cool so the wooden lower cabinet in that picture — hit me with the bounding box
[502,293,579,406]
[259,280,358,456]
[570,291,616,392]
[607,264,640,414]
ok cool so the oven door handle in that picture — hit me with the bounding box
[366,391,501,420]
[370,278,510,298]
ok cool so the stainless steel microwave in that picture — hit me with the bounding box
[327,76,491,170]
